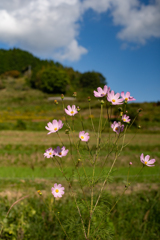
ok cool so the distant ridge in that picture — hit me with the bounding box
[0,48,106,95]
[0,48,63,75]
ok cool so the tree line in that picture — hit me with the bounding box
[0,48,107,94]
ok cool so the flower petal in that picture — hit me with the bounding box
[121,91,125,98]
[144,155,150,162]
[126,92,130,98]
[65,109,72,116]
[140,153,144,162]
[97,87,102,93]
[147,159,156,164]
[103,85,108,93]
[146,164,155,167]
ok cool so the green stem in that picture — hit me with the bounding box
[56,132,64,146]
[87,103,103,238]
[127,165,131,184]
[89,101,96,134]
[72,116,74,131]
[55,156,88,239]
[91,165,145,238]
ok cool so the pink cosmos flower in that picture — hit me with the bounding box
[111,121,124,134]
[129,162,132,165]
[107,90,123,105]
[79,131,90,142]
[44,148,55,158]
[93,85,110,97]
[122,114,131,123]
[45,120,63,134]
[121,91,136,102]
[54,146,69,157]
[140,153,156,167]
[51,183,65,198]
[65,105,78,116]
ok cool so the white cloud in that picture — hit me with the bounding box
[84,0,160,46]
[0,0,87,61]
[82,0,111,13]
[0,0,160,61]
[54,39,88,61]
[111,0,160,45]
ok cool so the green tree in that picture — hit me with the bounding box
[34,67,70,94]
[79,71,107,90]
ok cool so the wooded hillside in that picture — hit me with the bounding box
[0,48,107,94]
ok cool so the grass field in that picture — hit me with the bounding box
[0,131,159,197]
[0,131,159,240]
[0,80,160,239]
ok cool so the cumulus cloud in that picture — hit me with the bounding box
[83,0,160,46]
[111,0,160,45]
[0,0,160,61]
[54,39,88,61]
[0,0,87,61]
[82,0,111,13]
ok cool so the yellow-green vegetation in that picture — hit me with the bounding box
[0,73,160,239]
[0,131,159,191]
[0,74,160,135]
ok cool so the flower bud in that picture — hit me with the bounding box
[77,106,80,112]
[88,96,91,102]
[54,100,58,105]
[101,100,104,105]
[138,125,141,129]
[120,111,123,117]
[37,190,42,196]
[61,94,64,100]
[65,129,70,134]
[137,108,143,113]
[118,107,122,112]
[73,92,77,97]
[129,162,132,165]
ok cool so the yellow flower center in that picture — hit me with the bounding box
[71,111,74,114]
[49,152,52,155]
[123,118,126,122]
[115,127,118,131]
[112,99,115,102]
[81,136,84,139]
[54,127,57,131]
[144,161,147,165]
[125,98,128,101]
[59,152,62,155]
[55,189,59,193]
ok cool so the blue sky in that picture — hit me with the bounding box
[0,0,160,102]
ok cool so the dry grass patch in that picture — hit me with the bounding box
[0,131,160,146]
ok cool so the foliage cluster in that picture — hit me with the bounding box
[33,67,70,94]
[0,191,159,240]
[1,70,21,79]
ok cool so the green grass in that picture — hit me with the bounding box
[0,190,159,240]
[0,166,159,183]
[0,80,160,239]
